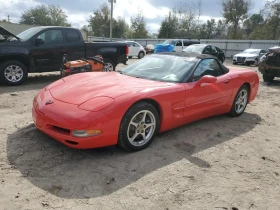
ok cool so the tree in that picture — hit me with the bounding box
[20,5,70,26]
[113,17,129,38]
[158,12,178,38]
[171,1,201,38]
[222,0,252,39]
[130,11,148,38]
[243,14,264,38]
[88,3,110,37]
[0,19,11,23]
[262,0,280,39]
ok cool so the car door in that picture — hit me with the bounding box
[174,40,183,52]
[132,42,141,55]
[31,29,66,72]
[183,58,233,121]
[128,42,137,56]
[210,46,219,58]
[65,28,85,61]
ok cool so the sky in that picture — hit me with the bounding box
[0,0,267,34]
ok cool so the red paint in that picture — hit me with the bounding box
[32,67,259,149]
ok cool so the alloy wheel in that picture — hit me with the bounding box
[4,65,24,83]
[127,110,156,147]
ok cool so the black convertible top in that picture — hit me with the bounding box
[153,52,230,74]
[156,51,215,59]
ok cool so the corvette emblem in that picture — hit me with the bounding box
[45,100,53,105]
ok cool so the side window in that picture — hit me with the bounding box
[127,42,133,47]
[193,59,223,81]
[65,29,80,42]
[211,46,218,53]
[260,50,266,54]
[133,43,139,47]
[37,30,63,44]
[204,46,211,53]
[176,41,182,46]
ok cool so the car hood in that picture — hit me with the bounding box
[0,26,20,41]
[234,53,258,57]
[48,72,172,105]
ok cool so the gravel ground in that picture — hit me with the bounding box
[0,56,280,210]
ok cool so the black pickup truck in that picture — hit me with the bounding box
[0,26,128,85]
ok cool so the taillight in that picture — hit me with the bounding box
[126,45,129,55]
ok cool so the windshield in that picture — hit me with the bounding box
[119,55,198,82]
[183,45,205,53]
[16,27,43,41]
[163,40,176,45]
[242,49,260,54]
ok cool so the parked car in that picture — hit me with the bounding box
[0,26,128,85]
[32,52,259,152]
[146,44,154,53]
[183,44,225,63]
[144,46,149,54]
[233,49,266,66]
[123,41,146,59]
[258,46,280,82]
[154,39,200,53]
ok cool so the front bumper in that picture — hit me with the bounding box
[32,90,119,149]
[233,57,256,64]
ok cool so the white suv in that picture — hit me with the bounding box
[125,41,146,59]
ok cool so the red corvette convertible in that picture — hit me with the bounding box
[32,52,259,151]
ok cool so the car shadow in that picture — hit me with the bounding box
[7,112,261,199]
[260,79,280,89]
[0,73,60,95]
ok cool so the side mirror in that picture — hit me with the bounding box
[34,38,44,46]
[196,75,217,86]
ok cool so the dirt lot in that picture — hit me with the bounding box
[0,57,280,210]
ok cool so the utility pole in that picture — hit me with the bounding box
[109,0,116,41]
[7,15,10,22]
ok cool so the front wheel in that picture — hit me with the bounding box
[263,74,274,83]
[0,60,28,86]
[118,102,160,151]
[228,85,249,117]
[102,59,115,72]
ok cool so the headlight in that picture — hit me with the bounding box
[72,130,102,137]
[78,96,115,112]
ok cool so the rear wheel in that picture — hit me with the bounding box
[118,102,159,151]
[102,59,115,72]
[128,56,132,59]
[228,85,249,117]
[0,60,28,86]
[138,51,145,59]
[263,74,274,83]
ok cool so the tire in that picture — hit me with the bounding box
[263,74,274,83]
[138,51,145,59]
[102,58,115,72]
[254,58,259,66]
[128,56,132,59]
[0,60,28,86]
[228,85,249,117]
[118,102,160,152]
[233,62,237,65]
[245,62,250,66]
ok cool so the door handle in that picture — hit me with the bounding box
[224,79,229,84]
